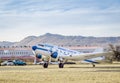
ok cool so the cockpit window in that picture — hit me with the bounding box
[44,44,54,48]
[38,44,44,47]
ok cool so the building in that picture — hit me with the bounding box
[0,46,34,61]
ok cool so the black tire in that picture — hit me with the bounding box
[59,63,64,68]
[93,64,95,67]
[43,62,48,68]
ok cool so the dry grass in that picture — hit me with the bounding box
[0,64,120,83]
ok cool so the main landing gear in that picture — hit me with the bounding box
[59,62,64,68]
[43,62,48,68]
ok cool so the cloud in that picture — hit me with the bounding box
[0,0,120,41]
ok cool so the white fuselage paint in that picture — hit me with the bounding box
[33,44,108,62]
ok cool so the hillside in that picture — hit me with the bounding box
[0,33,120,46]
[12,33,120,46]
[0,41,15,46]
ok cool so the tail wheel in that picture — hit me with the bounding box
[92,63,95,67]
[59,63,64,68]
[43,62,48,68]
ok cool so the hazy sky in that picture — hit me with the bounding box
[0,0,120,42]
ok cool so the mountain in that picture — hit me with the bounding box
[0,33,120,46]
[12,33,120,46]
[0,41,15,46]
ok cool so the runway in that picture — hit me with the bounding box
[0,64,120,83]
[0,64,120,71]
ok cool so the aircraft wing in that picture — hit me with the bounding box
[80,51,113,60]
[62,51,113,61]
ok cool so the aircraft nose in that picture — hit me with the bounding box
[32,46,37,51]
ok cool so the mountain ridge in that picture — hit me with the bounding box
[0,33,120,46]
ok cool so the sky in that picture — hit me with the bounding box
[0,0,120,42]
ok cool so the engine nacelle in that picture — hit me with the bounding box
[51,52,58,58]
[36,54,42,59]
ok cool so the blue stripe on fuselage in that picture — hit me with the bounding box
[36,47,53,53]
[84,59,98,63]
[36,47,48,52]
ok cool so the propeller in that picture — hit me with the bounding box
[109,44,120,61]
[32,51,37,64]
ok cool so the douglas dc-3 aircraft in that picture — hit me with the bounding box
[32,43,113,68]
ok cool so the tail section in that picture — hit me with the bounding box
[93,48,104,53]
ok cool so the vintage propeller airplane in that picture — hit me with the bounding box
[32,43,119,68]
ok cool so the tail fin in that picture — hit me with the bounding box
[93,48,104,53]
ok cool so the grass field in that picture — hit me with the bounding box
[0,64,120,83]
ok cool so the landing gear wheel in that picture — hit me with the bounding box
[92,64,95,67]
[59,63,64,68]
[43,62,48,68]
